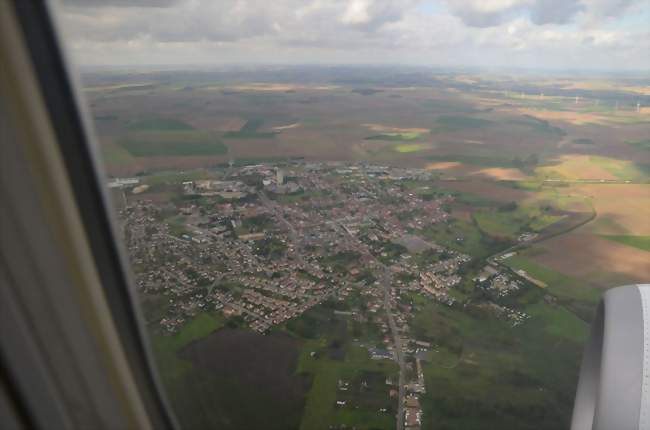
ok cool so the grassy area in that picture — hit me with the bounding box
[601,235,650,251]
[167,216,191,237]
[415,218,506,259]
[151,313,225,390]
[127,117,194,131]
[589,156,649,181]
[238,214,275,235]
[153,313,225,353]
[572,138,593,145]
[365,132,423,141]
[393,143,430,153]
[506,254,601,321]
[101,142,135,165]
[625,139,650,151]
[321,251,361,273]
[413,299,587,429]
[473,204,564,239]
[253,236,288,259]
[421,99,480,113]
[526,303,588,343]
[291,306,398,430]
[535,155,648,181]
[119,130,228,156]
[298,345,398,430]
[474,211,522,238]
[509,115,566,137]
[223,118,278,139]
[152,315,310,430]
[431,115,492,133]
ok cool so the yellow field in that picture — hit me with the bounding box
[532,233,650,286]
[537,155,619,180]
[524,183,650,285]
[562,81,650,96]
[425,161,463,170]
[394,143,432,153]
[363,123,430,134]
[575,184,650,235]
[472,167,529,181]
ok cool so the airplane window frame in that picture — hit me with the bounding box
[8,2,179,429]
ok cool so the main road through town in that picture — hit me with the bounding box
[333,221,407,430]
[258,191,407,429]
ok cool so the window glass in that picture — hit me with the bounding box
[56,1,650,429]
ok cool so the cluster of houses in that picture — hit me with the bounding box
[116,161,547,429]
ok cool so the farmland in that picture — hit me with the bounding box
[119,131,227,157]
[151,316,310,430]
[288,306,399,430]
[223,118,278,139]
[393,143,431,153]
[85,67,650,183]
[601,235,650,251]
[90,66,649,430]
[412,300,587,430]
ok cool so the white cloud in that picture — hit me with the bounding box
[56,0,650,70]
[341,0,372,24]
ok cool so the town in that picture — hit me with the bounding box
[117,161,535,430]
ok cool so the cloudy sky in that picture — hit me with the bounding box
[57,0,650,70]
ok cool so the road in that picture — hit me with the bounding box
[381,268,407,430]
[258,191,309,266]
[333,221,407,430]
[259,192,407,429]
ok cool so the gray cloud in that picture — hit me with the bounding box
[530,0,585,25]
[585,0,638,17]
[60,0,420,45]
[445,0,529,27]
[55,0,650,70]
[62,0,179,7]
[446,0,587,27]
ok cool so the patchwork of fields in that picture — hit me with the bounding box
[90,69,649,430]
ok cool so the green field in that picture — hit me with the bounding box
[431,115,492,133]
[127,117,194,131]
[625,139,650,151]
[412,295,587,429]
[601,235,650,251]
[286,306,398,430]
[101,143,135,165]
[366,132,423,141]
[474,204,564,240]
[119,130,228,156]
[393,143,430,153]
[151,314,311,430]
[151,313,225,403]
[589,156,649,181]
[415,218,506,259]
[474,211,523,238]
[421,99,480,114]
[298,343,397,430]
[223,118,278,139]
[509,115,566,137]
[572,138,593,145]
[506,255,601,320]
